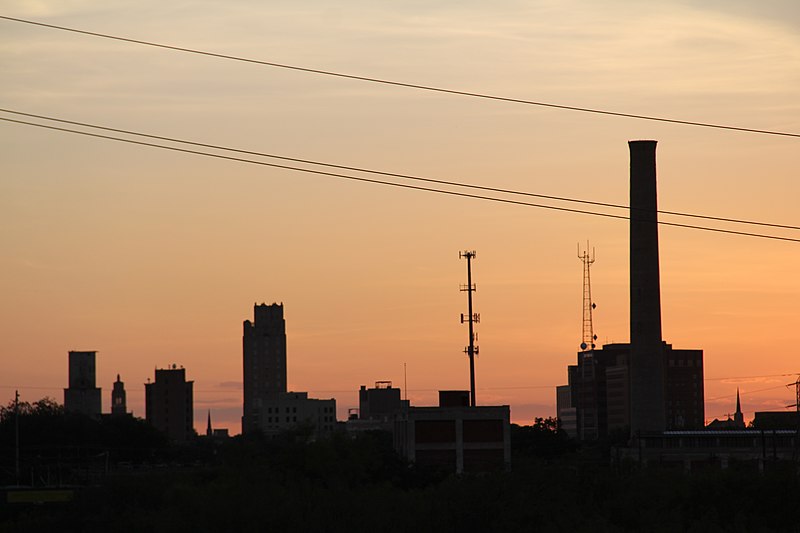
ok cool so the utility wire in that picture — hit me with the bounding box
[705,385,788,402]
[704,373,798,382]
[2,107,799,233]
[2,15,800,140]
[4,116,800,244]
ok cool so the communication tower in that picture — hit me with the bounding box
[578,242,598,352]
[460,250,479,407]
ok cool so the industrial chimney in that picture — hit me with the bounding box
[628,140,665,434]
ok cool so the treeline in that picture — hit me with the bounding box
[1,405,799,532]
[0,397,167,466]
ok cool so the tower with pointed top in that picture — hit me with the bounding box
[111,374,127,416]
[206,410,213,437]
[733,388,745,428]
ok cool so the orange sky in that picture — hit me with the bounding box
[2,1,799,434]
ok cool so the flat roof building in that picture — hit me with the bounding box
[394,393,510,473]
[145,365,194,443]
[242,303,337,436]
[64,350,101,418]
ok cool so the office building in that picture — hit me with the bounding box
[242,303,336,436]
[559,342,704,440]
[556,384,577,439]
[64,350,101,417]
[145,365,194,443]
[394,392,511,473]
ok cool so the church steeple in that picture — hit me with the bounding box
[206,410,213,437]
[733,388,745,428]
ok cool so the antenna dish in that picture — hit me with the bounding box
[580,342,587,350]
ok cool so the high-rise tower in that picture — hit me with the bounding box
[629,140,666,434]
[64,351,101,417]
[242,303,287,433]
[111,374,127,416]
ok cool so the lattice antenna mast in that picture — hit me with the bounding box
[578,242,598,352]
[460,250,479,407]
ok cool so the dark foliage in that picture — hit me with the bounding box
[2,413,800,532]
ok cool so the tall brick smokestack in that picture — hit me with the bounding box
[629,140,665,434]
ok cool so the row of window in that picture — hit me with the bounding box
[266,406,298,414]
[267,416,297,423]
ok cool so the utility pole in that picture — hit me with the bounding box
[786,374,800,461]
[14,389,20,486]
[578,242,597,352]
[784,376,800,460]
[460,250,479,407]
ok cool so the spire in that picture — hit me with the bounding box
[116,373,121,382]
[206,410,212,437]
[733,388,745,428]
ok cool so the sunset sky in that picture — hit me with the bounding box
[2,1,799,434]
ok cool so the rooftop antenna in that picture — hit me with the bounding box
[459,250,479,407]
[403,362,408,402]
[578,242,598,352]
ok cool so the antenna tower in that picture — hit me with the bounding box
[460,250,479,407]
[578,242,597,351]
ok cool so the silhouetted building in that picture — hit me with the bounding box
[111,374,127,416]
[64,350,101,417]
[345,381,409,434]
[752,411,798,430]
[242,303,337,436]
[359,381,406,420]
[707,389,746,430]
[145,364,194,443]
[558,141,706,440]
[205,410,230,439]
[556,384,577,439]
[243,302,286,433]
[622,430,798,470]
[394,393,510,473]
[734,388,745,428]
[256,392,336,435]
[560,341,704,440]
[438,390,470,408]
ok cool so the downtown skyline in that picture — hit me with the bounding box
[2,1,800,434]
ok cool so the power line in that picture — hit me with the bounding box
[4,116,800,244]
[2,15,800,140]
[706,385,788,402]
[704,373,798,382]
[3,107,799,232]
